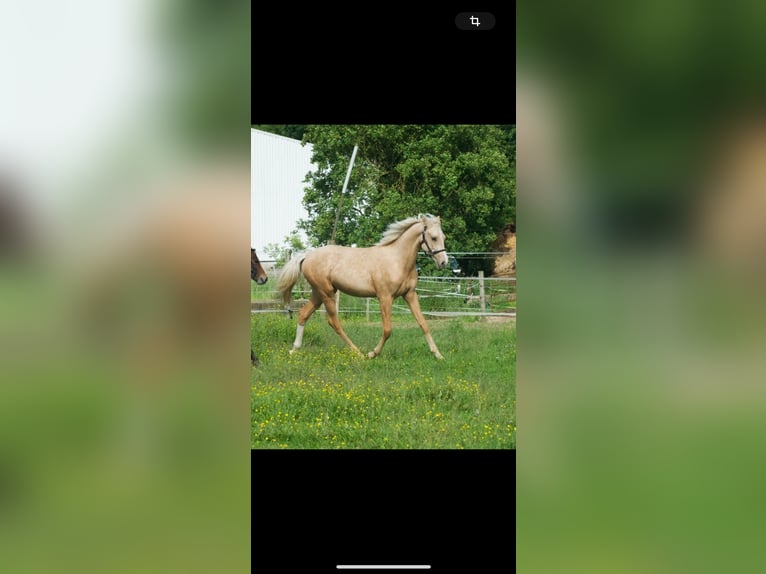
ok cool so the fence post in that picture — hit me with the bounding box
[366,297,370,322]
[479,270,486,313]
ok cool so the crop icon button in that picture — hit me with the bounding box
[455,12,496,31]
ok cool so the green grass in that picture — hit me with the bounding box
[251,313,515,449]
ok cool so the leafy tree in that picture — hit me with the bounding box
[299,125,515,275]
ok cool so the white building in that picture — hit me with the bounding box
[251,129,315,258]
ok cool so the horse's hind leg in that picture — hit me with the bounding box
[290,291,322,354]
[323,293,362,356]
[368,295,393,359]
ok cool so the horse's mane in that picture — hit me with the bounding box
[375,214,437,246]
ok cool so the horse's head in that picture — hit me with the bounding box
[251,248,268,284]
[420,215,449,269]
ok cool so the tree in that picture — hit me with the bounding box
[299,125,515,275]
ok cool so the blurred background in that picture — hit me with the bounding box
[518,2,766,572]
[0,1,249,572]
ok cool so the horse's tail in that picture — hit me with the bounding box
[277,254,307,305]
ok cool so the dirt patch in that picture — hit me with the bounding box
[482,315,516,324]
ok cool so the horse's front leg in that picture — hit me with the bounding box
[402,290,444,359]
[368,295,393,359]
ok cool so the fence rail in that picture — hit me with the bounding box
[252,265,516,318]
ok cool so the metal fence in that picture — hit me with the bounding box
[252,259,516,319]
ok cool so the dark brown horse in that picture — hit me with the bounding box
[251,248,268,284]
[251,249,268,365]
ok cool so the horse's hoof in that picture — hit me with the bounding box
[289,348,297,355]
[434,352,444,360]
[366,351,376,359]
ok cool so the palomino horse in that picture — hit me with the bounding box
[251,249,268,365]
[278,214,448,359]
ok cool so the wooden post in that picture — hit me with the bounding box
[366,297,370,322]
[479,270,486,313]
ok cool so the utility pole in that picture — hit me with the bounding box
[329,144,358,245]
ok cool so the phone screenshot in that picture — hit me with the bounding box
[251,6,515,572]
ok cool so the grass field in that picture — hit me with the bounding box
[251,312,515,449]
